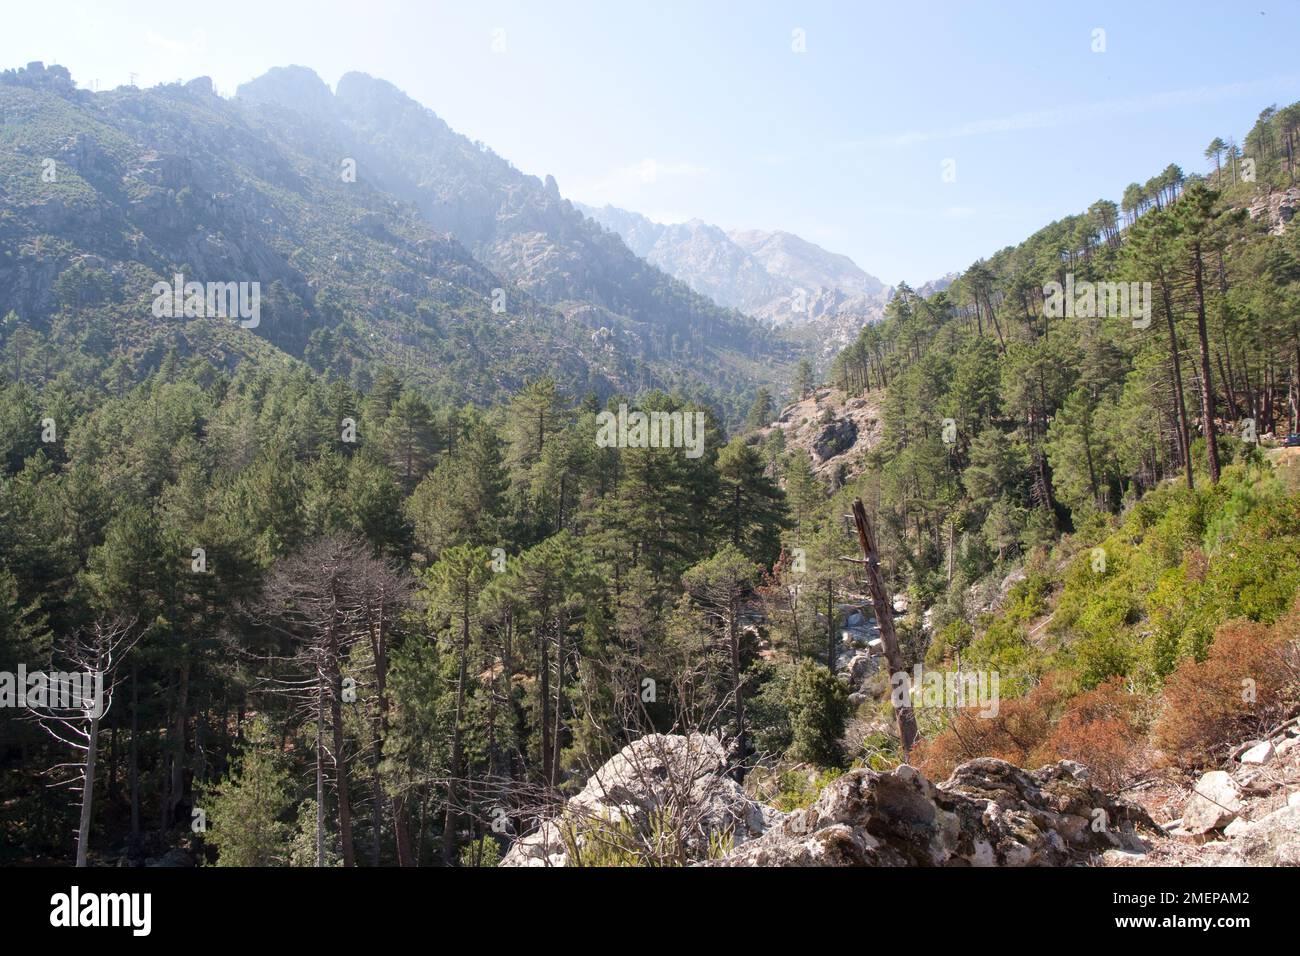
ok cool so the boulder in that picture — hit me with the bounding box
[1239,740,1274,765]
[144,847,193,867]
[839,650,877,688]
[1199,804,1300,866]
[500,733,781,867]
[1223,817,1253,839]
[1183,771,1244,834]
[707,758,1153,867]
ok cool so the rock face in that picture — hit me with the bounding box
[813,418,858,460]
[763,388,883,482]
[709,759,1154,867]
[576,203,889,326]
[1247,187,1300,235]
[500,734,782,867]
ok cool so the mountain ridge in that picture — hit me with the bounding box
[0,61,795,421]
[577,200,890,326]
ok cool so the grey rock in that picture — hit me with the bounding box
[1239,740,1274,765]
[501,733,780,867]
[1183,771,1244,834]
[813,418,857,460]
[707,758,1154,867]
[144,847,193,867]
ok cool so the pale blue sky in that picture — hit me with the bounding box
[5,0,1300,284]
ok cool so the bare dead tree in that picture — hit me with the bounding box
[843,497,918,755]
[26,616,139,867]
[247,534,408,867]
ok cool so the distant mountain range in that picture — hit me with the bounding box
[0,61,795,422]
[576,202,890,325]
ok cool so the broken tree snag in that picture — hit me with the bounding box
[851,497,918,756]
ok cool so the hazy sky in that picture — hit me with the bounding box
[6,0,1300,284]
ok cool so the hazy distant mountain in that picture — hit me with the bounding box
[0,62,794,422]
[575,203,783,312]
[728,228,886,301]
[578,203,887,326]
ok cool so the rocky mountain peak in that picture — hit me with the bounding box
[235,64,335,118]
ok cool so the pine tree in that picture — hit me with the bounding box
[715,437,789,566]
[204,717,293,866]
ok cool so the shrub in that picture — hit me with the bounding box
[201,717,293,867]
[1155,604,1300,767]
[459,835,502,867]
[1032,678,1144,791]
[913,675,1063,781]
[770,767,845,811]
[787,660,850,766]
[562,810,733,867]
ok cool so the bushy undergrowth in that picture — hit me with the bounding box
[915,463,1300,781]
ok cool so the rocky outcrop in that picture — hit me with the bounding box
[763,388,883,481]
[709,759,1154,867]
[500,734,782,867]
[1247,187,1300,235]
[1198,803,1300,866]
[813,418,858,460]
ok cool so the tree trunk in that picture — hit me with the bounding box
[550,611,567,789]
[851,499,918,755]
[75,713,99,867]
[1192,243,1221,483]
[825,578,835,671]
[129,665,140,847]
[316,671,326,867]
[729,599,746,750]
[539,625,552,790]
[330,664,355,866]
[1160,275,1195,489]
[443,587,471,865]
[163,662,189,831]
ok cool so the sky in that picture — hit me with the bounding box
[5,0,1300,285]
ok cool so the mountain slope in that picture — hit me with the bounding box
[0,62,792,420]
[575,203,784,312]
[729,228,885,301]
[234,67,791,405]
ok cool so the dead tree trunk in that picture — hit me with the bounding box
[825,578,835,671]
[75,709,100,867]
[848,498,918,755]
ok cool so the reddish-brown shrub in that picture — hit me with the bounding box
[1155,605,1300,767]
[913,599,1300,783]
[913,676,1063,781]
[1032,678,1144,791]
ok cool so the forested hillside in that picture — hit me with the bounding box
[814,101,1300,793]
[3,63,1300,870]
